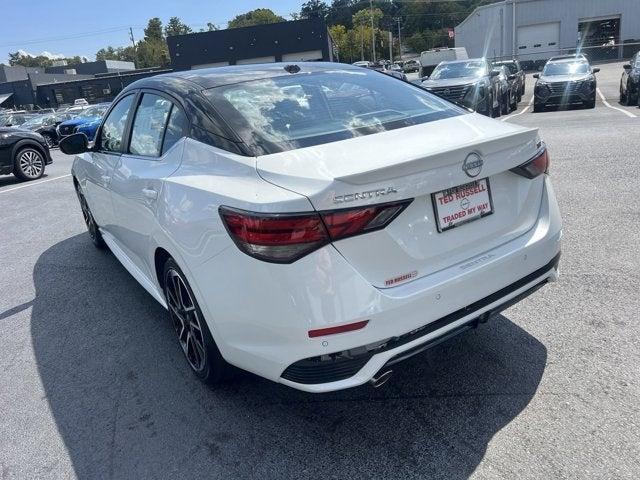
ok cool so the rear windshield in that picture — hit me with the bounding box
[430,61,487,80]
[495,62,518,74]
[204,68,464,154]
[543,62,590,76]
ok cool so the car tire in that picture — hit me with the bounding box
[501,93,510,115]
[492,94,501,117]
[74,185,106,249]
[622,82,635,106]
[13,146,46,181]
[533,100,544,113]
[586,95,596,109]
[162,258,231,385]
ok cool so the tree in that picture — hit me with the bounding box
[227,8,285,28]
[144,17,164,41]
[300,0,329,19]
[135,18,169,67]
[352,8,383,29]
[202,22,219,32]
[8,51,86,68]
[164,17,192,37]
[95,46,136,63]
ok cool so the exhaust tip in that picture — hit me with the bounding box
[369,370,393,388]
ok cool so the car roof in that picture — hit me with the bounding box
[438,58,486,65]
[126,62,361,92]
[546,57,588,64]
[548,54,587,62]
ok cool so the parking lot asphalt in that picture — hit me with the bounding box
[1,61,639,480]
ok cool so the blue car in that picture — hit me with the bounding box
[75,117,102,141]
[57,103,110,139]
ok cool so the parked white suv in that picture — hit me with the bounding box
[61,63,562,393]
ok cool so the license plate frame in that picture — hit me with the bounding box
[431,178,494,233]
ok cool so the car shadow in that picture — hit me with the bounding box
[0,173,49,188]
[31,234,547,479]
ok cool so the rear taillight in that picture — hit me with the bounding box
[510,147,549,179]
[219,199,412,263]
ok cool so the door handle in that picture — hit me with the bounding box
[142,188,158,201]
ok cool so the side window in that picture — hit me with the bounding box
[99,95,134,153]
[162,106,189,154]
[129,94,172,157]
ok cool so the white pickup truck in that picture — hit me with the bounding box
[420,47,468,77]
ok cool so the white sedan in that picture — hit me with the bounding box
[61,62,562,393]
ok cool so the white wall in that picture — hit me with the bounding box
[456,0,640,59]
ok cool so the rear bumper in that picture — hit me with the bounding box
[193,177,562,392]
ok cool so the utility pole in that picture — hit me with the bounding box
[389,30,393,62]
[129,27,137,67]
[395,17,402,62]
[370,0,376,63]
[361,24,365,61]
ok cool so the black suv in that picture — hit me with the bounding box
[493,59,526,100]
[18,112,73,147]
[0,127,52,181]
[620,52,640,106]
[421,58,502,117]
[533,58,599,111]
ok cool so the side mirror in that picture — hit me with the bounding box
[59,132,89,155]
[533,73,540,79]
[490,70,500,78]
[592,67,600,74]
[508,74,517,80]
[623,64,631,70]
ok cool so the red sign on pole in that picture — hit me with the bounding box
[448,28,455,39]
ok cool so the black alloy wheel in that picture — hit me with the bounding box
[75,187,106,248]
[162,258,230,385]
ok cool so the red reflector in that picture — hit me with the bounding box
[308,320,369,338]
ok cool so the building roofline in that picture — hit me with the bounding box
[456,1,506,30]
[36,68,172,88]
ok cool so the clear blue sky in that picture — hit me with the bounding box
[1,0,306,63]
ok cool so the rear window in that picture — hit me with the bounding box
[495,62,518,74]
[204,68,464,154]
[543,62,590,76]
[430,61,487,80]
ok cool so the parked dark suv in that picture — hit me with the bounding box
[0,127,52,181]
[493,59,526,100]
[533,58,599,111]
[421,58,502,117]
[620,52,640,106]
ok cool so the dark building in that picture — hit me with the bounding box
[36,68,171,108]
[167,18,334,70]
[45,60,135,75]
[0,71,93,108]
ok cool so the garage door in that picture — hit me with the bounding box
[517,22,560,60]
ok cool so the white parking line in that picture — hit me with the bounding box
[501,97,534,121]
[596,88,637,118]
[0,174,71,194]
